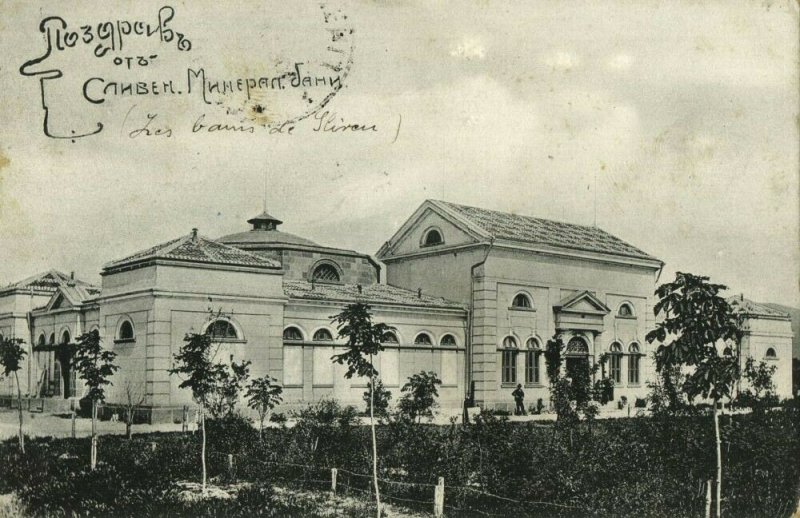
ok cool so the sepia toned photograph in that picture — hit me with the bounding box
[0,1,798,516]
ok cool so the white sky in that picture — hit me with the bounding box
[1,0,798,306]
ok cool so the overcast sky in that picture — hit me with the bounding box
[1,0,798,306]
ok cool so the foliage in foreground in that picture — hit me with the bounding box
[0,402,797,518]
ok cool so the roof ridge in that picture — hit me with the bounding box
[431,199,600,232]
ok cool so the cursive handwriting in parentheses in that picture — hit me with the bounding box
[312,110,377,133]
[128,113,172,138]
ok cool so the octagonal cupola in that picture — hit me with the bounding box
[247,211,283,231]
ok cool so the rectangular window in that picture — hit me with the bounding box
[628,355,640,384]
[283,346,303,386]
[313,346,334,386]
[502,350,517,384]
[441,351,458,386]
[525,352,539,384]
[611,354,622,384]
[380,349,400,387]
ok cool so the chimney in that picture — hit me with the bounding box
[191,228,199,242]
[740,293,744,301]
[417,288,422,299]
[70,271,74,280]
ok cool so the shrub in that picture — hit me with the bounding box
[397,371,442,422]
[635,397,647,408]
[362,378,392,417]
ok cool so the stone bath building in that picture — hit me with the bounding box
[0,200,793,419]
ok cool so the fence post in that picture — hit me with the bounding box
[705,479,712,518]
[434,476,444,517]
[227,454,234,477]
[182,405,188,432]
[331,468,338,494]
[150,442,157,452]
[71,409,76,439]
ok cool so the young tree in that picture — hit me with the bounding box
[398,371,442,423]
[245,375,283,438]
[0,337,28,453]
[331,303,394,518]
[207,359,251,418]
[646,272,742,518]
[736,357,778,411]
[71,329,119,470]
[122,382,146,440]
[168,332,224,493]
[363,378,392,417]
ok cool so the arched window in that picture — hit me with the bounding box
[440,334,457,346]
[511,293,532,309]
[49,333,55,345]
[117,320,135,341]
[617,303,634,317]
[206,320,239,340]
[501,336,518,383]
[628,343,641,384]
[525,338,541,384]
[382,331,399,344]
[37,334,45,348]
[765,347,777,359]
[414,333,433,345]
[312,263,341,283]
[566,337,589,355]
[0,333,4,343]
[283,326,303,342]
[313,329,333,342]
[61,330,70,345]
[609,341,623,383]
[722,346,733,357]
[422,228,443,247]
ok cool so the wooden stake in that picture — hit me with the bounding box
[331,468,338,494]
[705,479,712,518]
[434,477,445,517]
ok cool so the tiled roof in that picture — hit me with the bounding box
[284,281,465,310]
[432,200,659,261]
[104,231,282,271]
[728,296,790,319]
[0,270,93,294]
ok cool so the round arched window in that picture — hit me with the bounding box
[629,343,640,354]
[313,329,333,341]
[440,334,457,346]
[37,334,45,348]
[511,293,532,309]
[525,337,541,350]
[502,336,518,349]
[382,331,399,344]
[566,337,589,355]
[423,228,443,246]
[49,333,55,345]
[118,320,135,341]
[414,333,433,345]
[765,347,777,359]
[206,320,239,340]
[618,303,634,317]
[312,263,341,283]
[61,330,70,344]
[283,326,304,341]
[609,342,623,353]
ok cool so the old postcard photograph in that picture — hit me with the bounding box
[0,1,798,516]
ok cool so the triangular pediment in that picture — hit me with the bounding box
[47,292,71,311]
[376,201,486,259]
[554,290,611,315]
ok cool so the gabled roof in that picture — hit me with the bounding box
[0,270,93,295]
[728,296,790,320]
[103,230,282,272]
[430,200,660,262]
[42,282,101,312]
[284,281,465,310]
[554,290,611,314]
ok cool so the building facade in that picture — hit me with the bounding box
[0,200,793,419]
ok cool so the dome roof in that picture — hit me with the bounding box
[217,210,320,248]
[218,229,319,247]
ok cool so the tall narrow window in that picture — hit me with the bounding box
[525,338,541,384]
[117,320,135,341]
[502,349,517,384]
[610,342,622,384]
[628,343,640,384]
[501,336,518,384]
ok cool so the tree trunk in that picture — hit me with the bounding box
[14,372,24,454]
[90,400,98,470]
[201,405,207,493]
[714,400,722,518]
[370,365,381,518]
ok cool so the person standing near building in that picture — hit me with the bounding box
[512,383,525,415]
